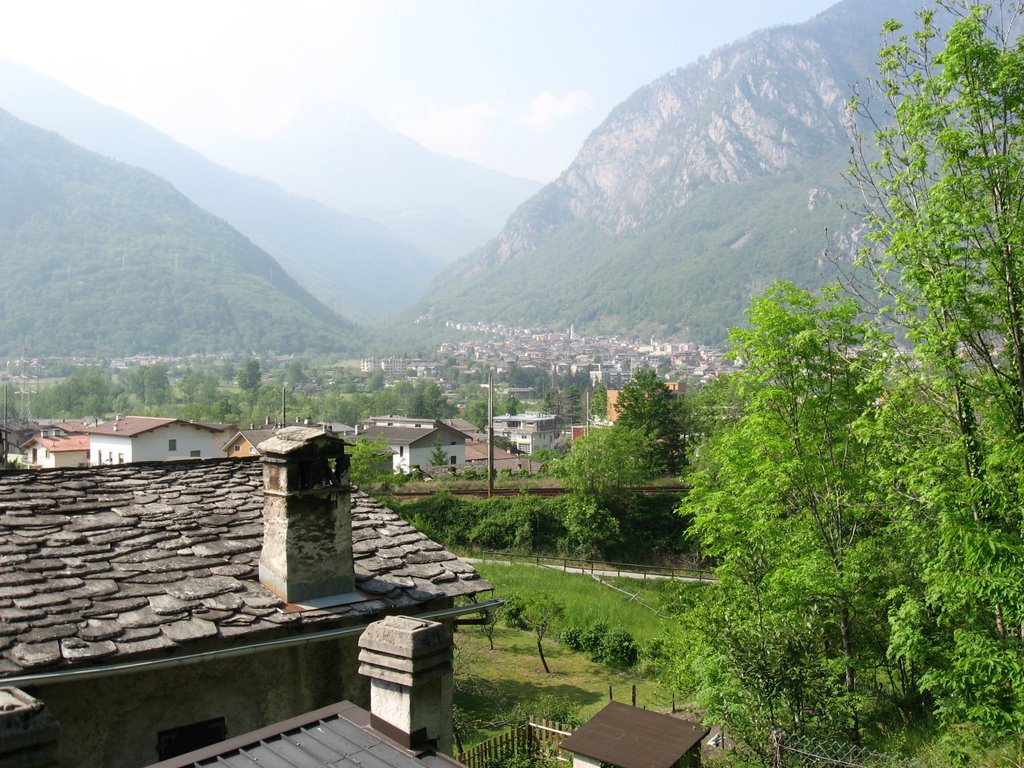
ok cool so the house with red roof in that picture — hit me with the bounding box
[79,416,236,465]
[19,433,91,469]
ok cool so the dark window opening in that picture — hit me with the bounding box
[157,717,226,761]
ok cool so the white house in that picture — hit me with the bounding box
[20,433,91,469]
[491,412,560,455]
[84,416,236,465]
[356,417,469,473]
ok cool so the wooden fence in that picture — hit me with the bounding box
[482,550,715,582]
[457,719,573,768]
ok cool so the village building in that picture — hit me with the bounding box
[18,433,90,469]
[0,427,494,768]
[79,416,236,465]
[489,413,559,455]
[356,418,469,474]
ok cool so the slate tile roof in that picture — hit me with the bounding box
[0,459,491,678]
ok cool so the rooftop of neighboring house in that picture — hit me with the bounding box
[146,700,466,768]
[0,456,491,680]
[357,420,470,448]
[81,416,235,438]
[20,434,91,453]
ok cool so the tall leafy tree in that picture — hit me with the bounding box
[847,1,1024,744]
[615,367,686,472]
[679,283,897,748]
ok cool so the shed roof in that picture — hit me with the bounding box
[558,702,709,768]
[146,700,466,768]
[0,458,490,679]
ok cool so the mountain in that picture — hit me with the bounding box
[0,60,437,324]
[416,0,920,342]
[0,109,357,356]
[202,102,543,264]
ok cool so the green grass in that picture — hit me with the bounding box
[474,560,697,642]
[451,563,703,747]
[453,623,674,747]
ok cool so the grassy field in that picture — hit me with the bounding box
[453,623,676,747]
[451,561,703,747]
[473,560,696,642]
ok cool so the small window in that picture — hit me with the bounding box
[450,455,457,465]
[232,444,240,452]
[157,718,226,761]
[168,439,177,451]
[190,450,201,458]
[117,453,124,464]
[399,446,404,457]
[44,449,51,458]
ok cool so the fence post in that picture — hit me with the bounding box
[632,685,636,706]
[609,685,613,701]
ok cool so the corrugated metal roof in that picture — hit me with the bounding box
[147,701,466,768]
[558,702,709,768]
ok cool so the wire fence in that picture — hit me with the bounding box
[773,732,934,768]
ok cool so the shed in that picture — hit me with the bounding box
[558,702,709,768]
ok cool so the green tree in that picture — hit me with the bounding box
[848,1,1024,746]
[429,435,448,466]
[237,359,262,394]
[615,368,686,473]
[590,384,608,421]
[553,425,658,502]
[519,594,565,674]
[348,436,393,491]
[679,283,895,747]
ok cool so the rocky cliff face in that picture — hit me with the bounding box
[444,0,917,290]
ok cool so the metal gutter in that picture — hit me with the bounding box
[2,598,503,688]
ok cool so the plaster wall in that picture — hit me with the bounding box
[27,636,368,768]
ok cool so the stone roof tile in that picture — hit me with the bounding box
[0,458,491,678]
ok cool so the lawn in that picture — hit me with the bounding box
[452,561,705,747]
[453,623,675,747]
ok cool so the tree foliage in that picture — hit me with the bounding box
[615,368,687,473]
[846,0,1024,748]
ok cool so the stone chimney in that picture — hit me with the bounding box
[358,616,454,754]
[256,426,353,604]
[0,688,60,768]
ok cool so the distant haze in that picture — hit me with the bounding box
[2,0,837,182]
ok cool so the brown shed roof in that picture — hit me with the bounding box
[558,702,709,768]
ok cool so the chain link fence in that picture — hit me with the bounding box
[773,732,934,768]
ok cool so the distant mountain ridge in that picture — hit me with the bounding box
[419,0,920,341]
[203,102,543,265]
[0,109,355,356]
[0,60,438,323]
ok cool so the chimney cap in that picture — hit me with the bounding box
[256,426,349,456]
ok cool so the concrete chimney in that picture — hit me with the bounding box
[358,616,454,754]
[0,688,61,768]
[256,426,353,604]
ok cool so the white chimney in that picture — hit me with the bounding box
[358,616,454,754]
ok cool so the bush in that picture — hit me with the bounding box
[558,622,638,668]
[558,625,585,651]
[501,593,528,630]
[597,626,638,668]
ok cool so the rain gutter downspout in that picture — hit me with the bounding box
[2,598,503,689]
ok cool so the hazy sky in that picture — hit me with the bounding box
[1,0,838,181]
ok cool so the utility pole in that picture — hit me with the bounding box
[487,370,494,499]
[281,385,287,426]
[2,383,8,470]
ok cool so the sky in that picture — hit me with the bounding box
[0,0,839,182]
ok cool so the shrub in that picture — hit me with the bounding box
[501,593,528,630]
[598,626,638,668]
[558,625,585,651]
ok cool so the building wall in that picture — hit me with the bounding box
[36,635,369,768]
[91,425,228,465]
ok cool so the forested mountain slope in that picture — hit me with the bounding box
[0,109,357,356]
[0,59,438,323]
